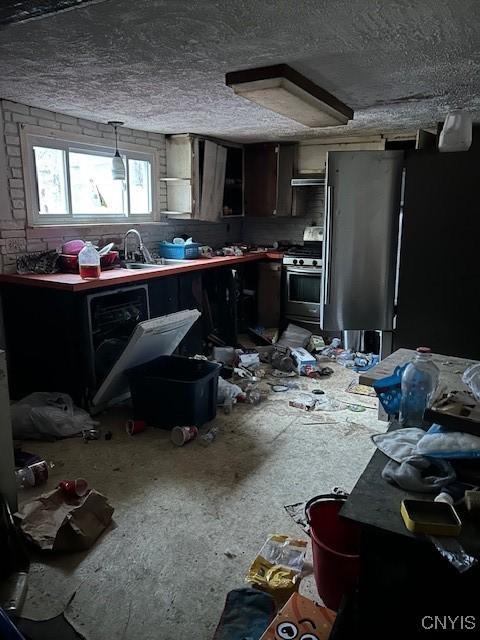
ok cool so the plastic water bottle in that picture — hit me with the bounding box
[400,347,439,427]
[78,241,101,279]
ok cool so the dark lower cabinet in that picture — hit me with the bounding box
[148,276,178,317]
[177,273,203,355]
[1,285,89,404]
[1,268,247,404]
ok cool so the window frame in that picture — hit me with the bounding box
[21,124,157,226]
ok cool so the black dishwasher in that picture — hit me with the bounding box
[86,285,150,390]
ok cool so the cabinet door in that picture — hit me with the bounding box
[148,277,179,318]
[198,141,227,221]
[244,143,277,216]
[276,143,295,216]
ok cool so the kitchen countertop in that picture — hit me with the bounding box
[0,251,283,292]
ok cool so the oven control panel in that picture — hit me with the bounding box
[283,256,323,268]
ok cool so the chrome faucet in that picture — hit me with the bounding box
[123,228,153,263]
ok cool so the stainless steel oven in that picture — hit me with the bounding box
[284,262,323,326]
[282,225,324,328]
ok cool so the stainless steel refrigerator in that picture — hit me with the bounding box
[321,151,403,352]
[320,145,480,360]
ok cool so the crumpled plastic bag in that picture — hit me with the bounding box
[217,377,244,405]
[11,392,98,440]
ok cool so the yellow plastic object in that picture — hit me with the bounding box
[401,499,462,536]
[245,534,307,606]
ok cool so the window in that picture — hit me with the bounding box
[24,128,155,224]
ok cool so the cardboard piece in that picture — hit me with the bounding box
[259,592,336,640]
[16,488,114,551]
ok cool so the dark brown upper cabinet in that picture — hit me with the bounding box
[244,142,296,216]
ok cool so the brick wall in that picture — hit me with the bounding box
[0,100,241,272]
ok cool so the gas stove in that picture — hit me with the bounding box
[283,226,324,329]
[282,225,323,268]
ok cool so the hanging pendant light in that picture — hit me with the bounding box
[108,120,126,180]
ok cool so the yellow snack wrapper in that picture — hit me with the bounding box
[245,534,307,605]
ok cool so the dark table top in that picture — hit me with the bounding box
[341,422,480,555]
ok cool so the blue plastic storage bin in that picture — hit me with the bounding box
[158,242,200,259]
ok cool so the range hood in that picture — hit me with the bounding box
[291,175,325,186]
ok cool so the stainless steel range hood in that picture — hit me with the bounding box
[291,175,325,186]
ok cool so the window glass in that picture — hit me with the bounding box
[69,151,126,215]
[33,146,68,214]
[128,158,151,214]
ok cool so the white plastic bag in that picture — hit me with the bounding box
[11,392,98,440]
[217,377,243,404]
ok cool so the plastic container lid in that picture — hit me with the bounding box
[416,347,431,353]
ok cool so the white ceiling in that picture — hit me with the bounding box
[0,0,479,141]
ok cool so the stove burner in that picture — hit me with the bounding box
[284,246,323,258]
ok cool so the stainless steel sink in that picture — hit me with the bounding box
[162,258,191,265]
[122,258,192,270]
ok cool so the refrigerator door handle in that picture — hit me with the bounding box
[323,185,334,304]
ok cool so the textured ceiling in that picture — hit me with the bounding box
[0,0,479,141]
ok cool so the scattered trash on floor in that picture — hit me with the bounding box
[171,425,198,446]
[245,534,307,605]
[58,478,89,498]
[283,502,310,534]
[290,347,317,374]
[82,428,101,442]
[238,352,260,369]
[308,334,326,352]
[199,426,219,446]
[269,382,300,392]
[289,395,317,411]
[11,392,98,440]
[346,380,378,397]
[270,369,297,379]
[16,487,114,551]
[126,419,146,435]
[276,323,312,349]
[314,396,343,411]
[303,364,334,378]
[15,459,48,489]
[258,592,336,640]
[217,377,244,406]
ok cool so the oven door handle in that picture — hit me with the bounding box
[285,267,323,275]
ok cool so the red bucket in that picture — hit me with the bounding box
[306,495,360,611]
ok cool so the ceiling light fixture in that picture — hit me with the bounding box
[226,64,353,128]
[108,120,126,180]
